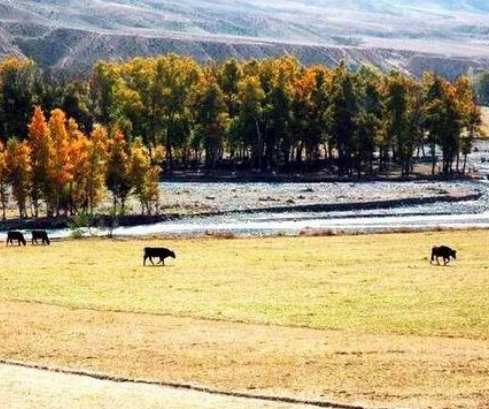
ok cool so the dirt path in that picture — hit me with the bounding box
[1,300,488,409]
[0,362,320,409]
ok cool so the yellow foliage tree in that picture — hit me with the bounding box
[6,138,31,219]
[86,126,108,214]
[128,138,161,215]
[0,57,36,140]
[105,129,131,214]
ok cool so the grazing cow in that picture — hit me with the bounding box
[7,231,26,247]
[143,247,176,266]
[32,230,51,246]
[431,245,457,266]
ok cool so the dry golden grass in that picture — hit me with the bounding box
[0,231,489,408]
[1,231,488,339]
[1,301,488,409]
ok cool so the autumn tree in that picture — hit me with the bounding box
[439,85,461,176]
[85,126,108,214]
[153,54,201,171]
[384,72,422,176]
[325,62,360,175]
[6,138,31,218]
[193,74,229,169]
[48,109,74,215]
[237,75,266,169]
[266,59,295,168]
[305,66,331,165]
[91,61,122,127]
[355,69,384,174]
[67,118,90,214]
[0,57,36,141]
[128,138,161,214]
[218,59,242,118]
[455,76,482,173]
[290,70,315,167]
[28,106,51,217]
[63,81,94,133]
[105,129,131,214]
[424,76,462,176]
[0,54,484,183]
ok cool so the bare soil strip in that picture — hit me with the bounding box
[0,359,365,409]
[0,363,318,409]
[1,301,488,409]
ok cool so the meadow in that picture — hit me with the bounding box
[0,231,488,408]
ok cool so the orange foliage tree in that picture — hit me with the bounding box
[48,109,74,216]
[28,106,51,217]
[67,117,90,214]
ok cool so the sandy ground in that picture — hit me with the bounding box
[1,300,488,409]
[0,363,314,409]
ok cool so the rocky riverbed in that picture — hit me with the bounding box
[1,139,489,237]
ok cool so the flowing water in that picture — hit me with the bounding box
[6,179,484,239]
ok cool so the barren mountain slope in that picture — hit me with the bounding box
[1,0,489,75]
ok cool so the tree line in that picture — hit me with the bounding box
[0,55,484,219]
[0,104,162,220]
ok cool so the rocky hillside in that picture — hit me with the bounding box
[1,0,489,76]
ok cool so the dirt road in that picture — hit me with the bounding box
[0,362,322,409]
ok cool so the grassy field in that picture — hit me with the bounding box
[1,231,489,408]
[1,231,489,339]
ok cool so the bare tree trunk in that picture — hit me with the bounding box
[255,118,263,171]
[431,143,437,175]
[0,184,6,221]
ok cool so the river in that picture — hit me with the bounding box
[2,141,489,239]
[8,178,483,239]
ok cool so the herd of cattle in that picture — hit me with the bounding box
[4,229,456,266]
[5,230,177,266]
[6,230,50,246]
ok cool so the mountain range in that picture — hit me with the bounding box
[1,0,489,76]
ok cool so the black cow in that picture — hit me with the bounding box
[143,247,176,266]
[7,231,26,247]
[32,230,51,246]
[431,245,457,266]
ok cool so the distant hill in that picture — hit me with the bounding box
[1,0,489,76]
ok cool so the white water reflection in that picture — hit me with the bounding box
[99,179,489,236]
[109,208,489,237]
[1,180,488,239]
